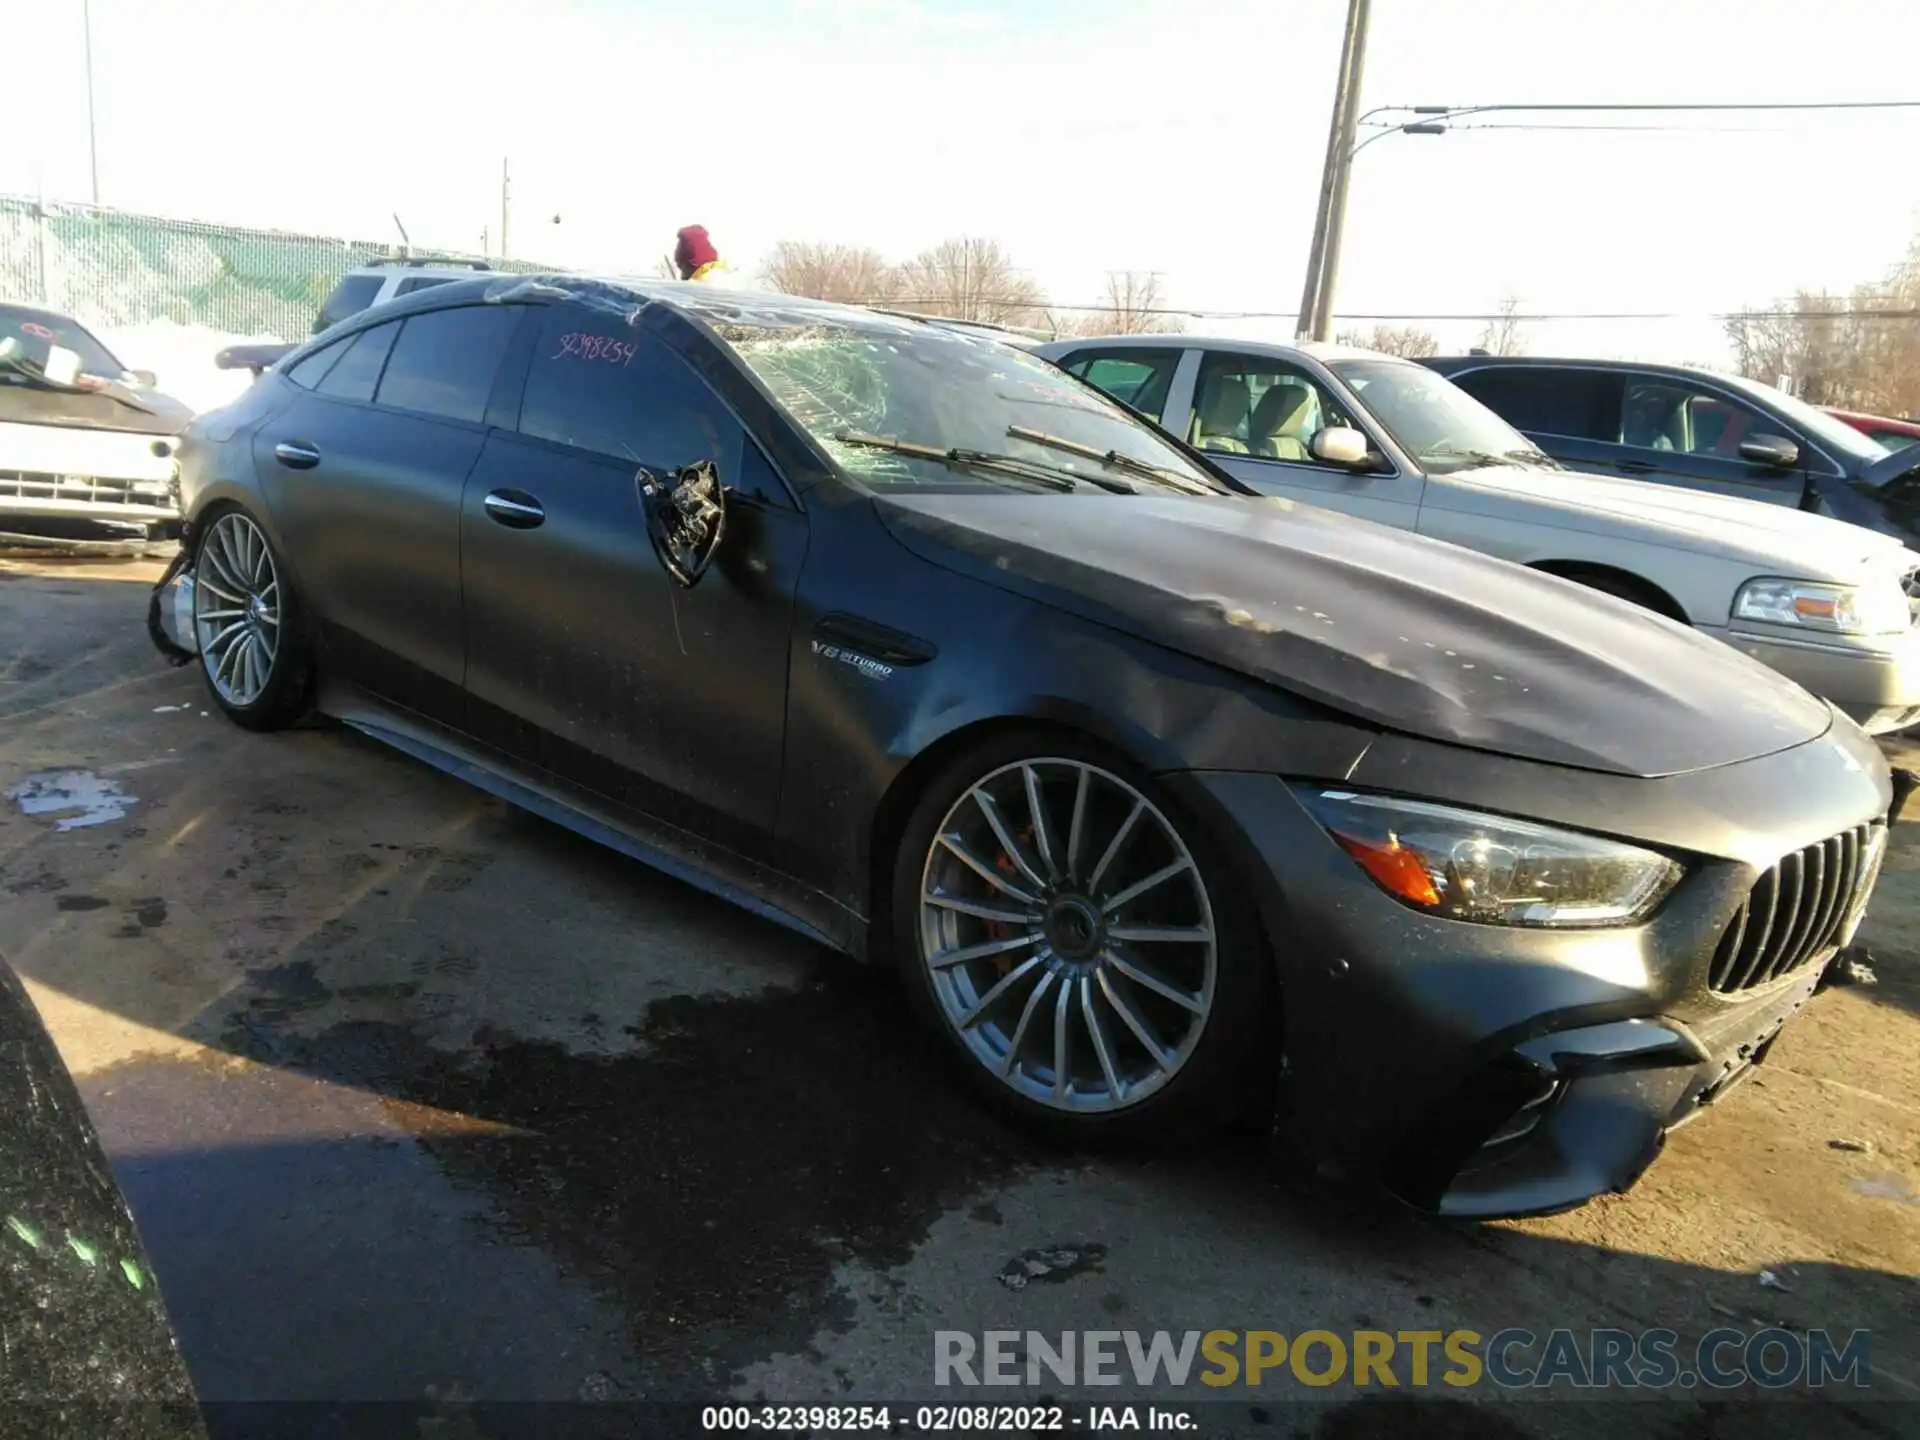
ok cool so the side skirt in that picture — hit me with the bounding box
[321,684,865,959]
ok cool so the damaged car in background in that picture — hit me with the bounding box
[0,302,190,552]
[150,276,1904,1218]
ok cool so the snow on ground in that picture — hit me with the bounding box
[95,319,288,417]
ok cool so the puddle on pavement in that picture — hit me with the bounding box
[215,958,1060,1389]
[7,768,137,830]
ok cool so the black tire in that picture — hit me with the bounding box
[190,504,314,732]
[890,728,1273,1148]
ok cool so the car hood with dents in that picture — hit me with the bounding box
[0,376,192,437]
[1429,462,1910,578]
[876,492,1835,778]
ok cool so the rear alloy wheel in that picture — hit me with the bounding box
[896,739,1269,1144]
[192,508,311,730]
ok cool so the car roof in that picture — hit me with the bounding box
[1034,333,1401,365]
[361,272,1055,343]
[1826,407,1920,435]
[1428,354,1714,377]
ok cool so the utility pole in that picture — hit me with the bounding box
[500,157,511,261]
[1295,0,1371,341]
[82,0,100,205]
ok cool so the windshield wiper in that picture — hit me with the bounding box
[1006,424,1217,495]
[833,430,1086,493]
[1422,444,1524,469]
[1505,447,1562,470]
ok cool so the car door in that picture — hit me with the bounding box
[253,303,522,722]
[459,303,807,855]
[1181,349,1420,527]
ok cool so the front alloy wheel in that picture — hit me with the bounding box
[916,757,1220,1116]
[194,510,281,707]
[189,507,311,730]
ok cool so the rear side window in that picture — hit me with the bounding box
[316,322,400,403]
[1449,367,1618,441]
[1062,350,1180,418]
[374,306,520,424]
[314,274,384,334]
[396,276,456,296]
[517,307,754,488]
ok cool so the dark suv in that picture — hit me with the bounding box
[1424,356,1920,553]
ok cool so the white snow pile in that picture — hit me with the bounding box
[95,319,290,417]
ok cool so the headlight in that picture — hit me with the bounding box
[1296,789,1682,928]
[1733,577,1910,635]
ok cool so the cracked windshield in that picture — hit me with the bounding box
[4,0,1920,1437]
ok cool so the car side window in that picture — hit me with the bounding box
[1189,353,1357,463]
[395,276,456,296]
[1062,350,1178,418]
[517,308,787,505]
[1619,379,1776,459]
[315,322,400,403]
[283,338,348,391]
[314,274,384,334]
[373,305,520,425]
[1450,367,1616,441]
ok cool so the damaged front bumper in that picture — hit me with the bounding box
[1173,721,1896,1220]
[147,547,200,665]
[1391,975,1822,1218]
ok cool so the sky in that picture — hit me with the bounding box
[8,0,1920,364]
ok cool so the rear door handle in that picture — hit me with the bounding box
[273,441,321,469]
[483,489,545,529]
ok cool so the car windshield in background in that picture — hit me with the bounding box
[1719,373,1892,466]
[0,304,125,380]
[1332,358,1537,474]
[712,313,1223,494]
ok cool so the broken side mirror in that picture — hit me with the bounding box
[1310,424,1373,468]
[1738,434,1799,469]
[637,460,728,589]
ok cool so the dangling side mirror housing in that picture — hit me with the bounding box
[637,460,728,588]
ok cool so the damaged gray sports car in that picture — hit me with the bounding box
[149,275,1901,1217]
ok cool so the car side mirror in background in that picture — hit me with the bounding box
[128,368,158,388]
[1310,425,1373,468]
[638,460,728,588]
[1738,434,1800,469]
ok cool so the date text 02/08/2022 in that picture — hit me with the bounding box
[700,1405,1194,1432]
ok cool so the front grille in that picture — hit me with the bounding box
[0,469,174,507]
[1708,824,1882,994]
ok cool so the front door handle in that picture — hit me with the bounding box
[274,441,321,469]
[483,489,545,529]
[1616,459,1657,475]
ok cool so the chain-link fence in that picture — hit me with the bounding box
[0,196,556,340]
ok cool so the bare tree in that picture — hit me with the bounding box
[1475,294,1527,357]
[1333,323,1439,358]
[1066,272,1184,336]
[760,241,900,305]
[895,237,1048,327]
[1725,239,1920,418]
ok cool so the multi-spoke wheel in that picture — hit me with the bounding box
[894,734,1269,1143]
[190,507,311,730]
